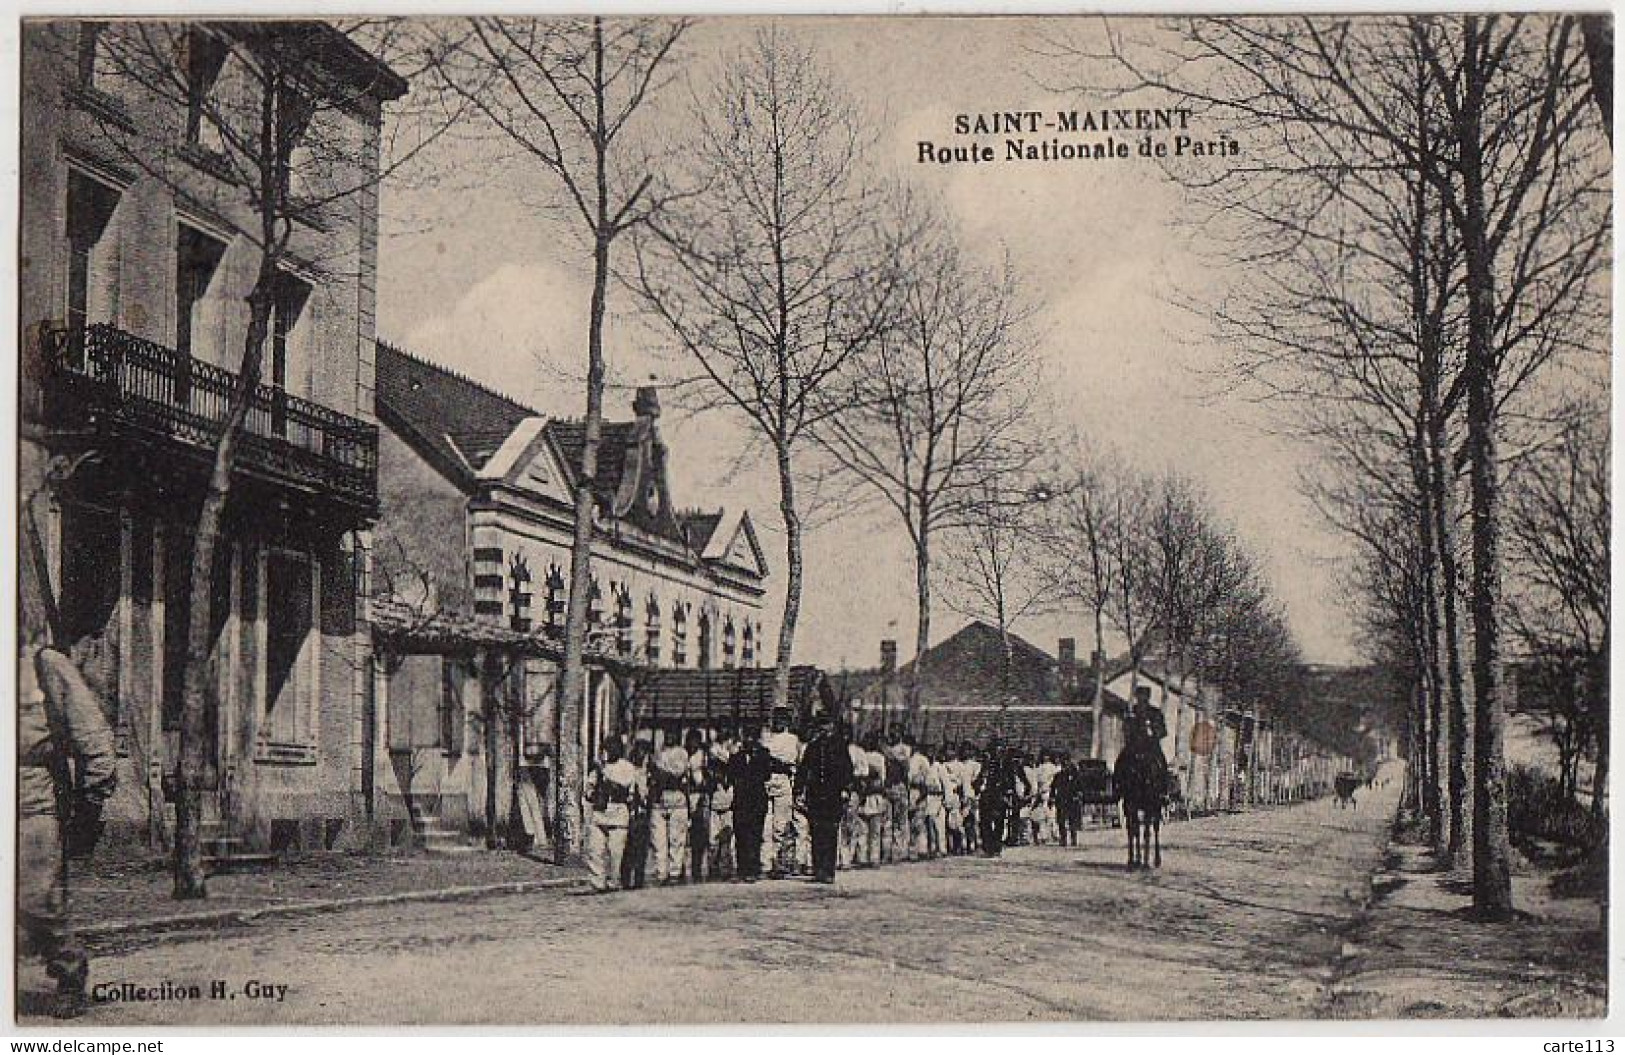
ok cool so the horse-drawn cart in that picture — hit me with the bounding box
[1076,759,1115,825]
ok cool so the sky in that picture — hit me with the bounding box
[373,16,1362,672]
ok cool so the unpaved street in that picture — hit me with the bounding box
[44,778,1398,1025]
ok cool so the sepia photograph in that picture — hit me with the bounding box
[9,11,1613,1029]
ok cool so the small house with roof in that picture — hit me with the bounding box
[369,342,769,847]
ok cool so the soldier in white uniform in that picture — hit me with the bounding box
[841,728,869,868]
[586,738,643,893]
[762,705,801,878]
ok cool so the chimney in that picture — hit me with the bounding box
[880,639,897,673]
[1058,637,1077,690]
[633,385,661,423]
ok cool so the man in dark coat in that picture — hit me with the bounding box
[729,724,772,883]
[795,713,853,884]
[976,740,1029,857]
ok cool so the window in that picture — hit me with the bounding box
[697,611,713,671]
[66,171,121,353]
[175,224,225,359]
[586,579,603,633]
[270,272,311,435]
[264,551,314,745]
[614,586,633,656]
[742,623,756,667]
[275,88,316,203]
[722,618,737,670]
[671,603,688,668]
[439,657,468,754]
[644,595,661,665]
[545,566,565,631]
[59,503,121,647]
[184,28,229,149]
[507,554,532,632]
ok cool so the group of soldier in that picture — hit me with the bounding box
[583,706,1110,893]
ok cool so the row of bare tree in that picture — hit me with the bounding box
[1037,15,1610,918]
[936,452,1306,757]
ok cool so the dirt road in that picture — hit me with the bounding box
[31,777,1400,1025]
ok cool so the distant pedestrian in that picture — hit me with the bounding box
[763,706,801,878]
[707,729,737,880]
[883,727,913,863]
[796,711,853,884]
[959,742,982,855]
[621,740,652,890]
[1053,754,1081,847]
[729,724,771,883]
[841,727,869,868]
[586,737,641,894]
[941,743,964,856]
[855,733,888,867]
[650,736,692,885]
[685,729,711,882]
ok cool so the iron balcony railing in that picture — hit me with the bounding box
[47,323,379,510]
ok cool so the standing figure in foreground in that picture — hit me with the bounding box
[587,737,641,894]
[18,636,118,1018]
[763,706,801,878]
[796,713,854,883]
[729,724,771,883]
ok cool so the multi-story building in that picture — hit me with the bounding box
[18,20,405,856]
[370,343,770,844]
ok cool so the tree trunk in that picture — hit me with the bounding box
[1590,640,1609,822]
[1578,15,1613,143]
[773,440,802,711]
[173,273,276,899]
[1412,450,1447,849]
[910,527,931,720]
[1428,426,1471,869]
[554,228,610,863]
[1091,603,1107,760]
[1460,16,1514,919]
[483,654,499,850]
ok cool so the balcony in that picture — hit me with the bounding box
[45,323,378,516]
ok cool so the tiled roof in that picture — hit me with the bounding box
[677,510,724,552]
[896,620,1065,707]
[375,342,534,487]
[544,418,637,504]
[630,666,833,725]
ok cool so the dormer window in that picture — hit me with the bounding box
[76,22,109,90]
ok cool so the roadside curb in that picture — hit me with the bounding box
[78,875,588,944]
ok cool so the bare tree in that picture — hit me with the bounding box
[937,489,1059,701]
[427,16,689,860]
[813,212,1040,714]
[70,20,424,897]
[1505,407,1610,818]
[1045,13,1608,917]
[629,27,901,708]
[1042,446,1130,757]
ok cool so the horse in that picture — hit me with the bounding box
[1333,772,1360,810]
[1112,708,1169,869]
